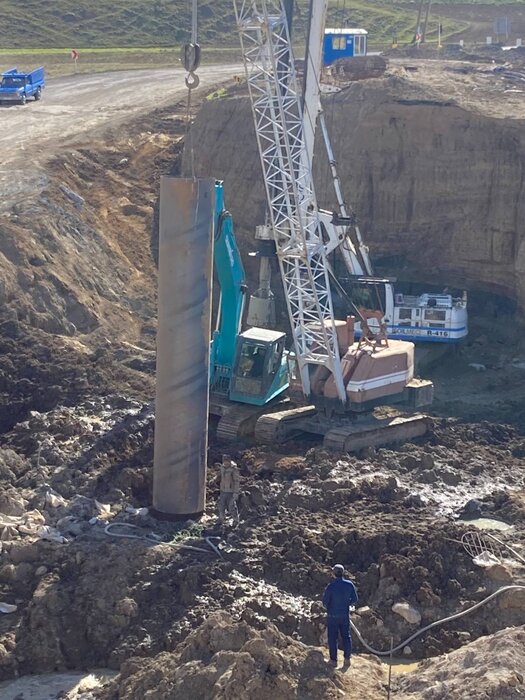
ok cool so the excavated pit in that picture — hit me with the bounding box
[1,62,525,699]
[182,60,525,315]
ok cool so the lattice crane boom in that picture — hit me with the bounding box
[234,0,346,403]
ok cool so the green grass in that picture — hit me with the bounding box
[0,1,523,55]
[0,0,481,48]
[0,0,238,49]
[206,87,228,100]
[430,0,525,3]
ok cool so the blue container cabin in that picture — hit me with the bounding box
[323,28,368,65]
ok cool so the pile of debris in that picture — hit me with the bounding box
[325,55,387,83]
[394,625,525,698]
[492,65,525,88]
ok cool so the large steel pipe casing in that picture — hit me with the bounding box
[153,177,215,518]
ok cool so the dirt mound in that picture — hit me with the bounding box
[0,533,222,680]
[94,611,385,700]
[395,625,525,698]
[329,55,387,81]
[493,490,525,522]
[0,106,189,437]
[0,317,153,435]
[2,395,154,502]
[0,101,189,350]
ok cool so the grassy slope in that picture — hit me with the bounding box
[0,0,232,49]
[2,0,520,50]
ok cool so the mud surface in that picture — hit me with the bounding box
[394,625,525,699]
[0,668,116,699]
[1,400,524,697]
[0,58,525,700]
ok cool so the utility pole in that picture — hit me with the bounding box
[412,0,425,44]
[421,0,432,43]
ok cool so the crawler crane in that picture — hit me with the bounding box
[304,1,467,345]
[233,0,433,450]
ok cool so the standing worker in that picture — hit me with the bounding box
[322,564,358,668]
[217,455,240,527]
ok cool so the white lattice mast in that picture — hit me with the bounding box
[234,0,346,403]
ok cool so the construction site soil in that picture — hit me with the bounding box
[0,58,525,699]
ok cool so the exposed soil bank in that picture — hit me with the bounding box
[183,58,525,313]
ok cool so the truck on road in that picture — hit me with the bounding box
[0,67,45,105]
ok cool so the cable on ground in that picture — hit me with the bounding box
[350,585,525,656]
[104,522,216,555]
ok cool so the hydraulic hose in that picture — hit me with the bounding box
[350,585,525,656]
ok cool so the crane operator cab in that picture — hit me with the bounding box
[230,328,289,406]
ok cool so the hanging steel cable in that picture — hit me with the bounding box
[181,0,201,178]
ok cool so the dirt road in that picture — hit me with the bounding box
[0,65,241,162]
[0,64,241,206]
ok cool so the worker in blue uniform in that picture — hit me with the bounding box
[322,564,358,668]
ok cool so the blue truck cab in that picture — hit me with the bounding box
[0,67,45,105]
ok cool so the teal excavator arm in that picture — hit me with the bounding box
[210,181,289,406]
[210,181,247,391]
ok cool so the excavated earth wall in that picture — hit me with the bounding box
[1,68,525,700]
[183,76,525,312]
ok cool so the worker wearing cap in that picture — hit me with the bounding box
[322,564,358,667]
[217,455,240,526]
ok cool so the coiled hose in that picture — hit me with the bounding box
[104,522,223,557]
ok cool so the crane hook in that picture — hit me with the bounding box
[185,71,200,89]
[181,42,201,74]
[181,42,201,90]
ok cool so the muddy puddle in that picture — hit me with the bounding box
[0,669,116,699]
[384,659,421,674]
[465,517,513,531]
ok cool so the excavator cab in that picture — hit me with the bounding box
[230,328,289,406]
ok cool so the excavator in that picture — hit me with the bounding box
[209,177,431,451]
[209,181,291,440]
